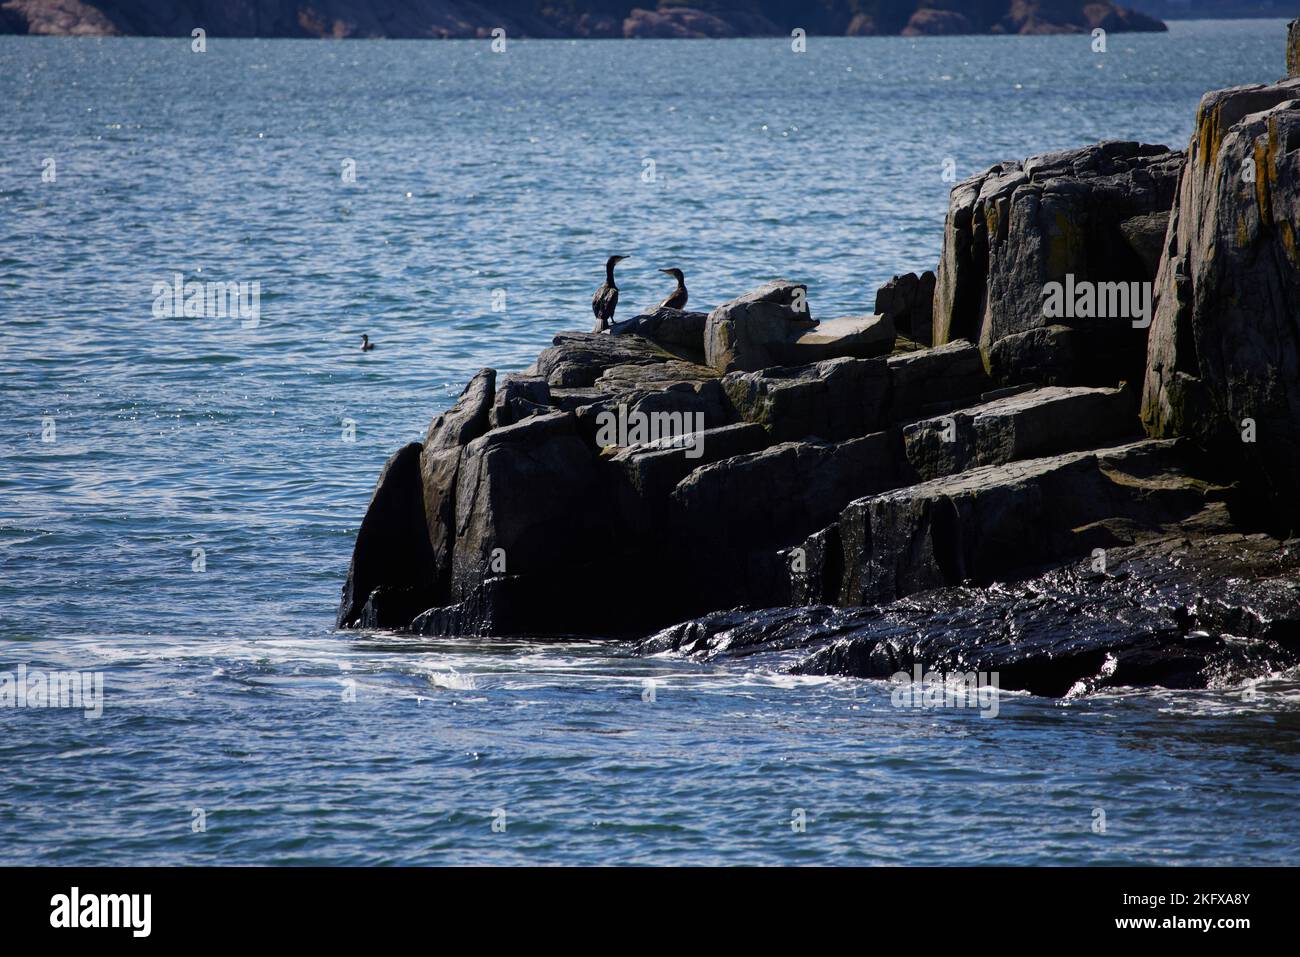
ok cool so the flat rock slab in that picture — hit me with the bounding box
[807,439,1222,608]
[903,384,1136,479]
[532,331,677,387]
[779,314,895,363]
[723,355,890,442]
[594,359,718,392]
[886,339,989,418]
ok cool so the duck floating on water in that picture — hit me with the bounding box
[360,334,375,351]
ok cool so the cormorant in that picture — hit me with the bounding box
[592,255,627,331]
[360,334,374,351]
[657,268,688,310]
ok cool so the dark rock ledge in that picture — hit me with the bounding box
[338,30,1300,696]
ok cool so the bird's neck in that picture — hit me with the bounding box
[606,263,618,285]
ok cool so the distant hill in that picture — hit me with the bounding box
[0,1,1170,38]
[1124,1,1296,19]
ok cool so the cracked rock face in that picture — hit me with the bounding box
[1140,78,1300,513]
[932,141,1184,387]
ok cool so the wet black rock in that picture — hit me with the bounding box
[640,512,1300,697]
[337,443,437,629]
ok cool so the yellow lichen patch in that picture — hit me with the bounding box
[1253,128,1275,229]
[1098,467,1225,496]
[1282,221,1298,267]
[1045,211,1082,278]
[983,202,1000,243]
[1196,102,1224,168]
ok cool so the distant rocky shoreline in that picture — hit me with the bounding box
[335,23,1300,697]
[0,1,1166,40]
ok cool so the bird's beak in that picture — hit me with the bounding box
[658,268,670,274]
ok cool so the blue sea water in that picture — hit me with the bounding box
[2,20,1299,866]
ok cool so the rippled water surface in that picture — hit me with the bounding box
[2,21,1299,865]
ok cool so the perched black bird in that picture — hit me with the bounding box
[592,255,627,331]
[657,268,688,310]
[360,334,375,351]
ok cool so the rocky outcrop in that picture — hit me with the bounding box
[1003,0,1165,35]
[1140,77,1300,515]
[337,443,438,629]
[932,141,1183,388]
[337,25,1300,702]
[799,438,1220,608]
[902,9,973,36]
[0,1,1165,38]
[622,7,741,38]
[420,368,496,604]
[874,271,935,345]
